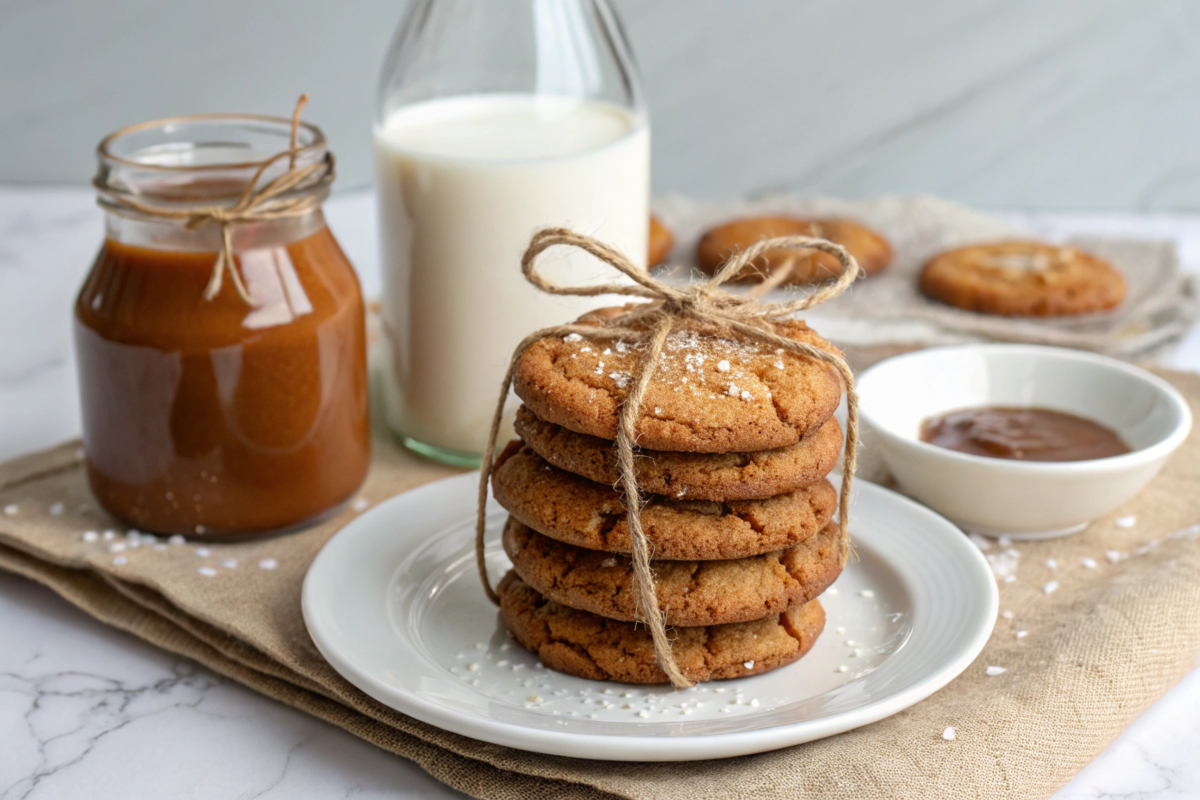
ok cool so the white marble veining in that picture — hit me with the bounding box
[1,186,1199,798]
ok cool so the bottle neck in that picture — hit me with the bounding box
[104,209,327,253]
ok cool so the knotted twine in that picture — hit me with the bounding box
[93,95,335,306]
[476,229,863,688]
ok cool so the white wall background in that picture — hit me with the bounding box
[3,0,1200,211]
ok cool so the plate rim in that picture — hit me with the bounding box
[302,471,998,761]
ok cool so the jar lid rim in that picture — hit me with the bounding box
[98,113,328,172]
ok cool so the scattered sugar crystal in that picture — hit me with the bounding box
[467,663,480,672]
[720,707,732,713]
[102,530,116,540]
[985,666,1007,676]
[637,710,649,718]
[168,534,186,546]
[997,536,1012,547]
[943,727,957,741]
[352,497,370,512]
[1106,550,1122,564]
[1045,559,1057,570]
[726,384,741,397]
[675,489,687,498]
[527,695,542,703]
[836,665,848,673]
[749,699,760,707]
[608,372,630,389]
[860,589,875,598]
[600,557,617,568]
[743,660,755,669]
[496,660,510,668]
[1042,581,1059,595]
[563,333,583,342]
[1016,631,1028,639]
[654,407,662,415]
[196,547,211,557]
[258,558,278,570]
[198,567,217,577]
[1115,515,1137,529]
[126,529,140,540]
[716,360,731,372]
[845,640,855,646]
[740,390,753,401]
[221,558,238,569]
[49,502,64,516]
[1169,524,1200,540]
[108,542,126,553]
[1081,557,1098,569]
[113,556,127,566]
[3,504,17,516]
[82,531,99,542]
[774,360,785,369]
[836,626,845,634]
[1000,610,1013,620]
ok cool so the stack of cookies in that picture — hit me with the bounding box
[491,310,848,684]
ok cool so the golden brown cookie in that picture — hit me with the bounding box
[513,312,843,453]
[503,517,842,626]
[499,571,825,684]
[514,404,841,500]
[695,216,892,284]
[649,215,674,266]
[492,442,838,560]
[919,241,1125,316]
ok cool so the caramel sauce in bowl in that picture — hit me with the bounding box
[856,345,1191,539]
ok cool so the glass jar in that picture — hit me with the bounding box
[374,0,650,466]
[75,115,370,537]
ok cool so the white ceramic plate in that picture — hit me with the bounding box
[302,472,997,761]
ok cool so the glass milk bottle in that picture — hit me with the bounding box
[374,0,649,465]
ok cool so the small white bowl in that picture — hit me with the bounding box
[856,344,1192,539]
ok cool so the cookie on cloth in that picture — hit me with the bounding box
[919,241,1125,316]
[503,517,842,626]
[648,215,674,266]
[492,442,838,560]
[514,405,841,501]
[513,312,843,453]
[498,571,826,684]
[695,216,892,284]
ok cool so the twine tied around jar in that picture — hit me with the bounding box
[475,230,863,688]
[93,95,335,306]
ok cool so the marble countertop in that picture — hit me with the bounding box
[1,186,1198,799]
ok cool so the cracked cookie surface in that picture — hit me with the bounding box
[503,517,842,626]
[919,241,1125,316]
[515,404,841,500]
[513,312,843,453]
[498,571,825,684]
[492,442,838,560]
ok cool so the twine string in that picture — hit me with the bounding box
[93,94,333,306]
[477,229,861,688]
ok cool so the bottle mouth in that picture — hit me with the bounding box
[96,114,331,206]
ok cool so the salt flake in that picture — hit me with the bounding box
[985,666,1007,676]
[716,360,731,372]
[1042,581,1059,595]
[943,727,957,741]
[1115,515,1137,529]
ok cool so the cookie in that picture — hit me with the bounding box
[492,442,838,560]
[514,404,842,500]
[499,571,825,684]
[513,313,843,453]
[919,241,1125,316]
[696,216,892,284]
[649,215,674,266]
[503,517,842,626]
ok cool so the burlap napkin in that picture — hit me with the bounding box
[2,360,1199,800]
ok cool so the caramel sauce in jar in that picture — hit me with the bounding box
[76,115,369,536]
[919,406,1130,463]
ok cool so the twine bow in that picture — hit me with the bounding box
[93,95,335,306]
[476,229,863,689]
